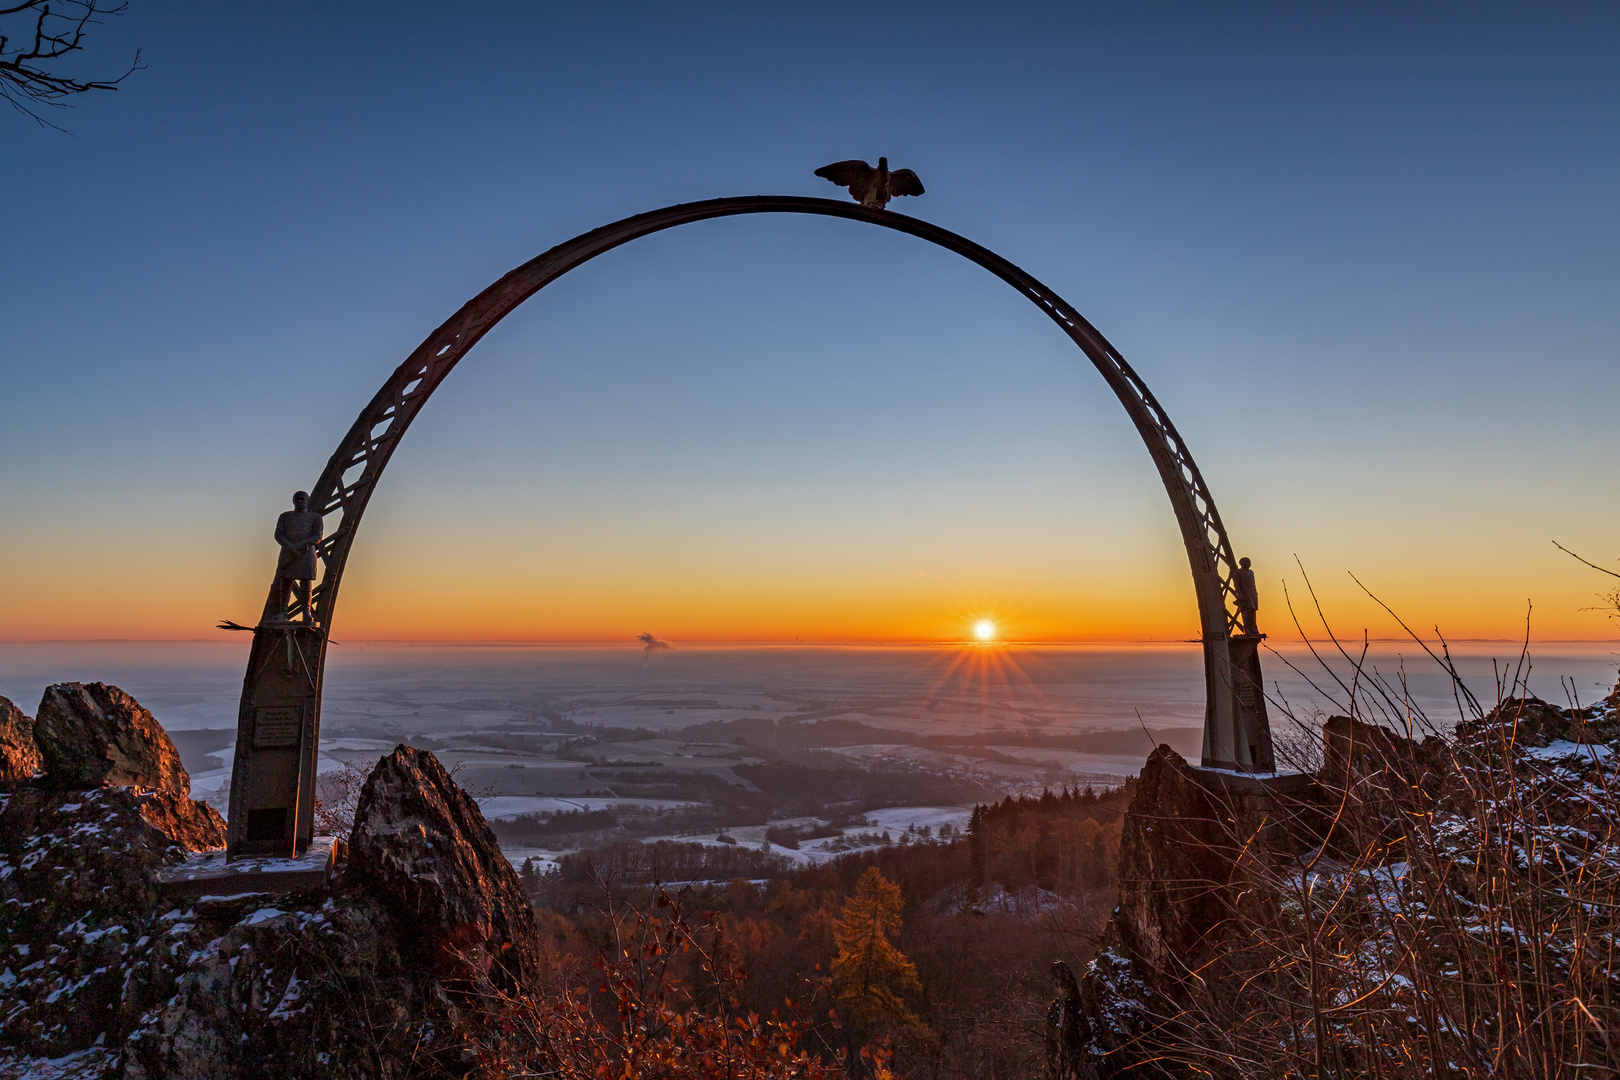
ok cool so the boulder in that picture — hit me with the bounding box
[33,682,190,793]
[0,693,42,785]
[348,745,542,995]
[1320,714,1444,795]
[136,788,228,852]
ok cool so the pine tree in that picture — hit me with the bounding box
[830,866,923,1037]
[968,805,989,884]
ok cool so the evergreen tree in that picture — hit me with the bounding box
[1034,818,1057,889]
[831,867,923,1038]
[968,805,989,884]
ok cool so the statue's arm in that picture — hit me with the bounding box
[273,516,294,551]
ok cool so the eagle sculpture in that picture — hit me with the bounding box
[814,156,924,209]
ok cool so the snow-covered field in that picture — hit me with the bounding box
[586,805,977,871]
[861,805,973,833]
[478,795,697,819]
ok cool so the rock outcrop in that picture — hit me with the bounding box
[1062,746,1289,1077]
[1108,746,1236,979]
[1455,693,1618,751]
[1320,713,1444,794]
[129,787,229,852]
[33,682,191,793]
[14,682,228,851]
[1064,679,1620,1077]
[1,688,541,1079]
[0,693,42,785]
[0,787,224,1059]
[0,684,230,1073]
[122,893,433,1079]
[349,746,542,995]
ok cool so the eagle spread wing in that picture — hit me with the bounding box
[815,159,875,193]
[887,168,924,198]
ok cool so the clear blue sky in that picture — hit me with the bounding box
[3,1,1617,642]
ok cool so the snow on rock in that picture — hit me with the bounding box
[1523,739,1614,762]
[2,677,542,1077]
[1059,686,1620,1078]
[0,785,211,1058]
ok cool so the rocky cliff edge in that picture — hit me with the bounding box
[0,685,539,1080]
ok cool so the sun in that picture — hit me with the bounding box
[974,620,995,641]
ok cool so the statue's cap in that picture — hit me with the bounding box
[293,490,310,501]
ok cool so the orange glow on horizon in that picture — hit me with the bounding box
[3,526,1619,644]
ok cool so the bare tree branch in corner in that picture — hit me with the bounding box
[1,0,142,129]
[1553,539,1620,624]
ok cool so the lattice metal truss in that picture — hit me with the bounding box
[261,195,1268,770]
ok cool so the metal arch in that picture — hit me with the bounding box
[228,195,1271,854]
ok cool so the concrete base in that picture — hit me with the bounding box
[1189,765,1315,796]
[156,835,341,898]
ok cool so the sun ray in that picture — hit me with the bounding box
[905,627,1063,736]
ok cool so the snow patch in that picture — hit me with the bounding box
[242,907,287,927]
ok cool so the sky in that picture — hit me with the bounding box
[1,1,1617,645]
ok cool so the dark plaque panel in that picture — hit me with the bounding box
[253,707,303,749]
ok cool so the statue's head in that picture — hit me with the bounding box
[1239,556,1251,569]
[878,155,888,170]
[293,491,309,511]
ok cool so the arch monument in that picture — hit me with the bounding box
[225,195,1274,857]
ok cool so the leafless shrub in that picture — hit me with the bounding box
[1108,567,1620,1078]
[1271,708,1327,774]
[312,758,370,837]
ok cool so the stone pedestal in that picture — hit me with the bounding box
[225,623,327,859]
[1200,632,1274,772]
[1188,764,1318,852]
[158,835,341,898]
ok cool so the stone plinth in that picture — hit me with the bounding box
[156,835,341,898]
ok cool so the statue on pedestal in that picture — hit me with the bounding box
[1234,556,1260,637]
[270,491,322,621]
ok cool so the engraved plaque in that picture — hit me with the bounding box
[253,707,303,748]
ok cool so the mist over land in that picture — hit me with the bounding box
[5,639,1614,869]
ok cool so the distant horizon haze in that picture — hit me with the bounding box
[3,635,1617,648]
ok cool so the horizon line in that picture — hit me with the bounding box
[3,636,1618,648]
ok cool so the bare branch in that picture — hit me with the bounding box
[1553,539,1620,581]
[0,0,142,130]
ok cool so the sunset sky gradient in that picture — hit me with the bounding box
[2,2,1617,644]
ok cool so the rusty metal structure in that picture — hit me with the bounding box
[225,195,1272,857]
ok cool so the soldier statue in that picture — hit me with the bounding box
[1234,556,1260,636]
[270,491,323,621]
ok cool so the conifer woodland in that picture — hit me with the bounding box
[497,784,1132,1080]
